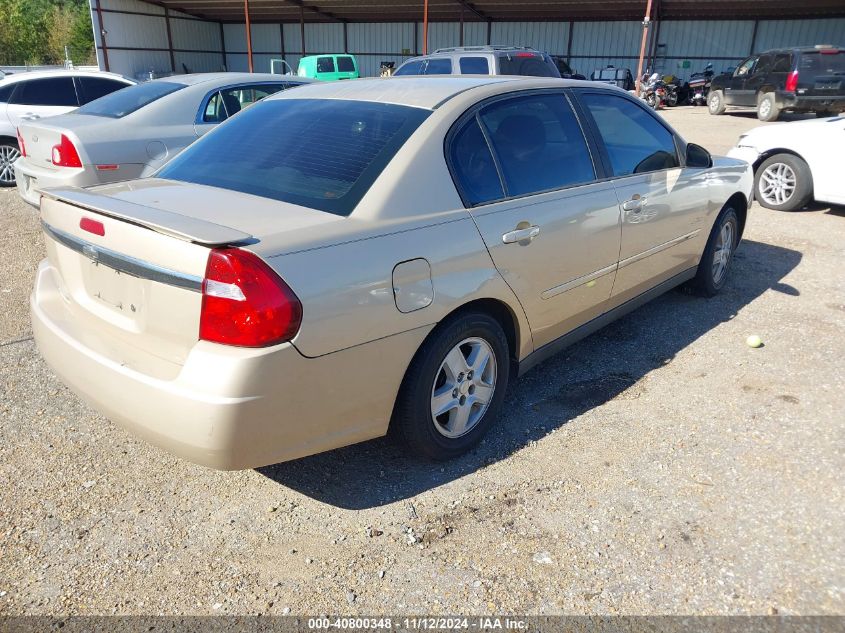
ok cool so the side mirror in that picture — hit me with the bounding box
[686,143,712,168]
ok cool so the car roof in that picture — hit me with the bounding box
[154,72,306,86]
[267,75,609,110]
[0,69,133,85]
[758,45,842,54]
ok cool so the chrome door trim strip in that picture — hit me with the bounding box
[618,229,701,270]
[42,222,204,292]
[541,262,618,300]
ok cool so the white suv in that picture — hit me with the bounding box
[0,70,134,186]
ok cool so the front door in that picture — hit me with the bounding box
[575,90,710,303]
[448,91,621,349]
[724,56,758,106]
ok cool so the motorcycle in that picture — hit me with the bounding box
[688,63,714,106]
[661,74,681,107]
[639,72,666,109]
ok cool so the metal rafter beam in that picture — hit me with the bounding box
[452,0,488,20]
[283,0,344,23]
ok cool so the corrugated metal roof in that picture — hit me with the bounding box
[144,0,845,24]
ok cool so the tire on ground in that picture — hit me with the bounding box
[754,153,813,212]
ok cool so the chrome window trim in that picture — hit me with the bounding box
[42,221,203,292]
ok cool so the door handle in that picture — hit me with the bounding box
[502,225,540,244]
[621,195,646,212]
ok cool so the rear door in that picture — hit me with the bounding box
[745,53,773,102]
[450,90,621,348]
[575,90,710,302]
[797,49,845,97]
[6,76,80,126]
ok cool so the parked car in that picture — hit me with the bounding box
[590,66,635,91]
[394,46,561,77]
[728,115,845,210]
[709,45,845,121]
[0,69,134,186]
[550,56,586,80]
[14,73,312,207]
[297,54,360,81]
[31,77,752,470]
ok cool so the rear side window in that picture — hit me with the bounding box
[77,77,130,104]
[337,56,355,72]
[317,57,336,73]
[497,53,559,77]
[480,94,595,197]
[581,93,679,176]
[459,57,490,74]
[76,80,185,118]
[203,84,284,122]
[449,117,504,206]
[10,77,78,106]
[800,51,845,74]
[424,58,453,75]
[158,99,430,216]
[0,83,16,102]
[772,53,793,73]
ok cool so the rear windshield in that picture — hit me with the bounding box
[497,53,560,77]
[157,98,431,216]
[75,80,185,118]
[800,51,845,74]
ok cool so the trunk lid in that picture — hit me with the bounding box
[797,50,845,97]
[39,182,337,367]
[18,120,69,173]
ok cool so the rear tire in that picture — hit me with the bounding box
[689,207,739,297]
[816,110,839,118]
[391,311,510,461]
[754,153,813,211]
[0,140,21,187]
[708,90,726,115]
[757,93,780,122]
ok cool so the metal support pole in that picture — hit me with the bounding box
[343,21,348,53]
[422,0,429,55]
[635,0,654,92]
[566,21,574,64]
[459,6,464,47]
[486,19,492,45]
[749,19,759,55]
[300,5,306,57]
[94,0,110,72]
[220,22,227,70]
[243,0,253,72]
[164,7,176,73]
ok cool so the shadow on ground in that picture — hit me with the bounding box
[258,239,801,509]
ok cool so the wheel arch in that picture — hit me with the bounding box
[724,192,748,240]
[440,298,523,377]
[0,134,19,146]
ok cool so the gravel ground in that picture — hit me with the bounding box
[1,107,843,616]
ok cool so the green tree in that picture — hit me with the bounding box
[0,0,94,65]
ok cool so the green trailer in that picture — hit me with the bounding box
[297,54,360,81]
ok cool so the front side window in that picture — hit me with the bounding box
[459,57,490,75]
[337,56,356,72]
[158,99,430,216]
[734,57,756,77]
[424,58,453,75]
[75,80,185,118]
[394,60,424,76]
[10,77,78,106]
[479,93,595,197]
[580,93,679,176]
[77,77,130,105]
[449,117,504,206]
[317,57,336,73]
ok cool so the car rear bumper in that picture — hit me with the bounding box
[31,259,431,469]
[777,93,845,112]
[14,158,93,207]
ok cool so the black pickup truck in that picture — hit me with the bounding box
[708,45,845,121]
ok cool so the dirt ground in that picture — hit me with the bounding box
[1,106,843,616]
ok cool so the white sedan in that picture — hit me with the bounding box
[728,115,845,211]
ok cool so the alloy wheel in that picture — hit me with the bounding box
[759,99,771,118]
[711,220,734,285]
[759,162,796,206]
[430,337,497,439]
[0,145,21,185]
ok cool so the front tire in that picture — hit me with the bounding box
[391,311,510,461]
[757,93,780,122]
[754,153,813,211]
[689,207,739,297]
[708,90,726,115]
[0,140,21,187]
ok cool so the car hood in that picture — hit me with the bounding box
[742,116,845,145]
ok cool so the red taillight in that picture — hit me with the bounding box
[79,217,105,236]
[515,52,537,58]
[16,128,26,157]
[200,248,302,348]
[785,70,799,92]
[51,134,82,168]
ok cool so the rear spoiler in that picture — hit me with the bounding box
[40,187,253,246]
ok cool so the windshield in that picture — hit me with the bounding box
[157,98,431,216]
[75,80,185,118]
